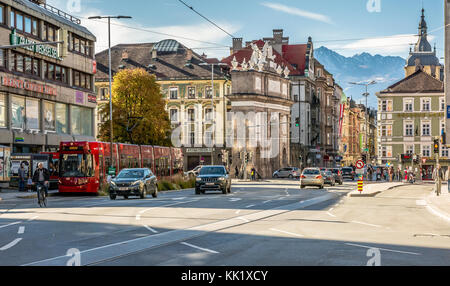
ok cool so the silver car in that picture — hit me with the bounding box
[273,167,301,179]
[300,168,325,189]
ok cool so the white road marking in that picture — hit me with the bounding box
[285,189,290,197]
[172,197,186,201]
[0,238,23,251]
[27,216,39,222]
[416,200,427,206]
[235,210,241,214]
[144,225,159,233]
[136,215,141,221]
[345,243,421,256]
[236,217,250,223]
[326,212,336,218]
[18,226,25,234]
[245,204,255,208]
[0,221,22,229]
[229,198,242,202]
[262,200,272,204]
[351,220,382,228]
[270,228,304,237]
[329,208,334,211]
[180,242,219,254]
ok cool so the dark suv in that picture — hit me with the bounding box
[109,168,158,200]
[195,166,231,195]
[341,167,355,181]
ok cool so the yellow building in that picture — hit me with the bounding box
[405,9,443,80]
[94,40,232,171]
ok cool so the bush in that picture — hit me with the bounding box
[157,174,196,191]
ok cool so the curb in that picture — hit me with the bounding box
[348,184,405,197]
[425,193,450,223]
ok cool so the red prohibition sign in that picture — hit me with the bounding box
[356,160,365,169]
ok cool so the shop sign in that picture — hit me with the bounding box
[75,91,84,104]
[186,148,214,153]
[10,29,62,60]
[15,137,24,143]
[87,94,97,103]
[2,77,57,96]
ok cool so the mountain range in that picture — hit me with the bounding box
[314,46,406,107]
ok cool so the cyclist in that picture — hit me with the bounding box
[32,163,50,203]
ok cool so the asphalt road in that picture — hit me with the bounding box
[0,180,449,266]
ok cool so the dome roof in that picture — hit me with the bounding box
[406,53,440,67]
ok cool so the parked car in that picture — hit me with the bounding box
[273,167,301,179]
[341,167,355,181]
[330,168,344,185]
[185,165,203,179]
[195,165,232,195]
[109,168,158,200]
[321,170,336,186]
[300,168,325,189]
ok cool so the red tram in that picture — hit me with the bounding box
[58,141,183,194]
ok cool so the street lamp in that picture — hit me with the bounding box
[88,15,132,173]
[349,80,376,164]
[199,62,227,165]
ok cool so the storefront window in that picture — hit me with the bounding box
[56,103,67,134]
[26,98,39,130]
[44,101,55,131]
[11,96,25,129]
[0,93,6,127]
[71,106,92,136]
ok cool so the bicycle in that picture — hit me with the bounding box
[35,182,48,208]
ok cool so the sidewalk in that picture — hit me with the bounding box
[347,182,405,197]
[0,187,59,201]
[425,188,450,223]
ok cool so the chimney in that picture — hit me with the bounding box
[152,49,157,60]
[232,38,243,53]
[273,29,283,44]
[186,49,193,61]
[121,50,129,61]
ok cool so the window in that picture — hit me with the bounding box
[379,100,393,112]
[421,98,431,111]
[16,13,23,31]
[26,98,39,130]
[381,146,392,158]
[0,49,5,67]
[405,121,414,136]
[381,125,392,137]
[0,93,6,128]
[170,109,178,122]
[32,19,38,36]
[100,88,109,101]
[205,108,213,121]
[71,106,92,136]
[0,5,4,24]
[72,70,92,89]
[422,122,431,136]
[422,145,431,158]
[43,23,58,42]
[405,145,414,155]
[404,99,413,112]
[188,109,195,122]
[24,16,31,34]
[44,102,56,131]
[11,96,25,129]
[442,146,449,158]
[15,54,23,73]
[169,87,178,99]
[188,87,196,99]
[440,98,445,112]
[11,10,38,36]
[205,86,213,99]
[12,52,39,76]
[56,103,67,134]
[71,34,92,56]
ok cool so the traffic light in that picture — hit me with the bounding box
[244,153,249,164]
[295,118,300,127]
[434,139,440,154]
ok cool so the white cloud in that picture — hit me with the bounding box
[261,2,333,24]
[326,34,435,57]
[46,0,238,59]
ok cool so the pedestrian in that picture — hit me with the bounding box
[389,167,393,182]
[447,166,450,193]
[432,165,444,195]
[235,165,239,179]
[32,162,50,198]
[18,163,27,192]
[251,168,256,181]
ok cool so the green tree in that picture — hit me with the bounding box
[98,68,172,146]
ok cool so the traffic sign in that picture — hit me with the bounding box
[356,160,365,169]
[355,168,364,175]
[357,180,364,193]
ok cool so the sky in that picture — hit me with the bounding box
[46,0,445,61]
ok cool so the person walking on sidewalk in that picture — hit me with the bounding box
[446,167,450,193]
[432,164,444,196]
[18,163,27,192]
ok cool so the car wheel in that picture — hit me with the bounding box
[140,187,146,199]
[300,185,305,189]
[222,187,227,194]
[152,185,158,198]
[274,174,278,178]
[195,188,200,195]
[123,195,128,200]
[288,175,293,179]
[109,194,116,200]
[227,184,232,194]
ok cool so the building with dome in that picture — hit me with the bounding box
[405,9,443,80]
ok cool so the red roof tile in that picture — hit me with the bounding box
[282,44,307,76]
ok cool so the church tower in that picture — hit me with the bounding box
[405,9,442,79]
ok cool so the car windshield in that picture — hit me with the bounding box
[200,167,226,175]
[331,169,340,174]
[303,169,320,175]
[117,170,144,179]
[323,171,332,176]
[342,168,352,172]
[60,154,94,178]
